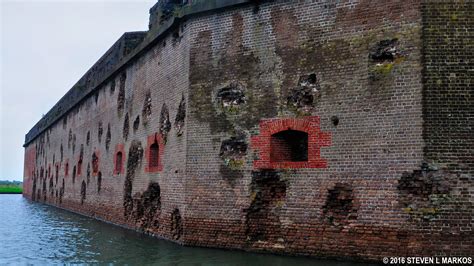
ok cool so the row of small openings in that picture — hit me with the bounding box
[49,129,307,179]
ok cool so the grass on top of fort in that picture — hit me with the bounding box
[0,181,23,194]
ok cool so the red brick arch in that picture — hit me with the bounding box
[145,133,164,173]
[251,116,331,169]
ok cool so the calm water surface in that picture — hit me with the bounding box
[0,195,374,265]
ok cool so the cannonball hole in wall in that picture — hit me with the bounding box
[331,116,339,127]
[270,130,308,162]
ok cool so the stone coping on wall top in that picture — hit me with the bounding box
[24,0,255,147]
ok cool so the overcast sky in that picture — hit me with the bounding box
[1,0,156,181]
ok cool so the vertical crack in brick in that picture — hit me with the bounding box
[72,166,76,184]
[142,91,152,126]
[86,131,90,146]
[174,95,186,136]
[60,144,63,161]
[132,182,161,230]
[117,73,126,115]
[72,134,76,155]
[133,115,140,132]
[97,172,102,193]
[159,103,171,141]
[110,79,116,95]
[86,163,91,185]
[98,122,103,143]
[80,180,86,205]
[106,124,111,151]
[59,178,64,204]
[123,113,130,141]
[68,129,72,150]
[32,177,37,201]
[123,140,144,217]
[171,208,183,240]
[78,145,84,176]
[55,164,59,184]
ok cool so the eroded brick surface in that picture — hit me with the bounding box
[22,0,472,262]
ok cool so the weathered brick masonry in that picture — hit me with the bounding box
[23,0,473,261]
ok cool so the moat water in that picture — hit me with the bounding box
[0,195,375,265]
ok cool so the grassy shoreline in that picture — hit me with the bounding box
[0,185,23,194]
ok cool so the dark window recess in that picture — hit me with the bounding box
[149,142,160,168]
[115,152,123,173]
[270,130,308,162]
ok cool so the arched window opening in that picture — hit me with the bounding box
[65,163,69,176]
[270,130,308,162]
[115,152,123,174]
[149,141,160,168]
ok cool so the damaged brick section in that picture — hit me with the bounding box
[369,39,402,63]
[171,208,183,240]
[322,183,357,227]
[117,73,126,115]
[80,180,86,205]
[368,38,404,81]
[124,140,144,217]
[287,74,320,113]
[142,91,152,126]
[123,113,130,140]
[105,124,111,151]
[159,104,171,141]
[98,122,103,143]
[97,172,102,193]
[219,134,247,169]
[174,95,186,136]
[397,164,452,221]
[131,182,161,231]
[133,116,140,132]
[216,82,246,111]
[245,170,287,244]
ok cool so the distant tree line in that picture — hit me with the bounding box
[0,180,23,186]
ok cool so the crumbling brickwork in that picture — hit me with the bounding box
[23,0,472,262]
